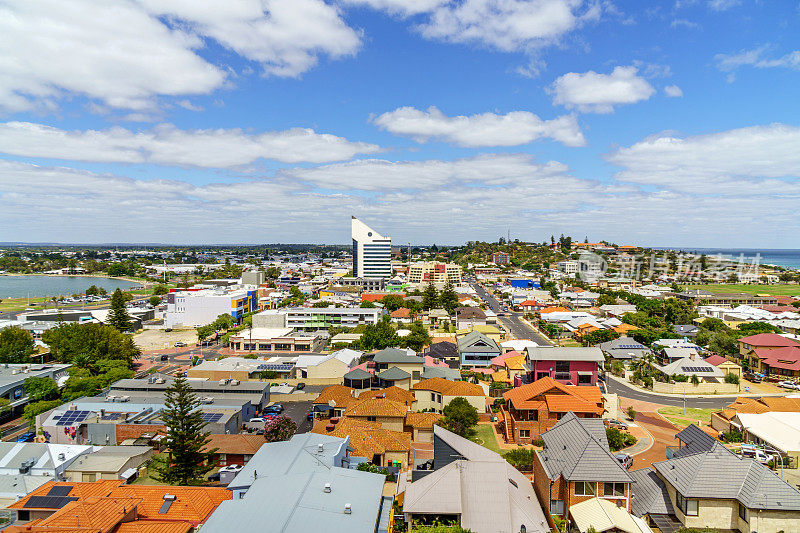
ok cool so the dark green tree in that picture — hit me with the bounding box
[23,376,59,402]
[401,321,431,352]
[596,294,617,307]
[152,376,214,485]
[0,326,35,363]
[359,318,400,350]
[148,295,161,307]
[380,294,405,312]
[151,284,169,295]
[107,289,133,332]
[439,281,459,314]
[422,283,439,310]
[43,322,140,366]
[441,397,479,438]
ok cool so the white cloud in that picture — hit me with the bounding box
[417,0,596,52]
[341,0,448,16]
[715,45,800,73]
[550,66,655,113]
[671,18,700,29]
[664,85,683,97]
[371,106,585,147]
[606,123,800,195]
[0,0,361,113]
[708,0,740,11]
[0,122,381,166]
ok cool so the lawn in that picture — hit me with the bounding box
[657,406,715,428]
[685,284,800,297]
[470,423,502,454]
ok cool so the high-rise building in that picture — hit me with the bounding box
[408,261,462,289]
[351,216,392,279]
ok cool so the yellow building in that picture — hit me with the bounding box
[408,261,462,289]
[411,378,486,414]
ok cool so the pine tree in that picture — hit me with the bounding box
[107,289,132,332]
[152,376,214,485]
[422,283,439,310]
[439,281,459,314]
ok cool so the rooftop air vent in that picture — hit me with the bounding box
[344,503,352,514]
[317,443,324,453]
[323,483,331,493]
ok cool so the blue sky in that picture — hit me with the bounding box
[0,0,798,247]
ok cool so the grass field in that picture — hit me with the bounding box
[685,284,800,297]
[471,423,502,454]
[657,406,715,428]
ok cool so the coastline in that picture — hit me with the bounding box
[0,272,149,285]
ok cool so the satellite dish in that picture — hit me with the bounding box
[328,400,336,407]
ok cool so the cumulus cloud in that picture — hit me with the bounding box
[341,0,448,16]
[715,45,800,74]
[550,66,656,113]
[606,123,800,195]
[0,0,360,112]
[0,122,381,167]
[664,85,683,97]
[708,0,740,11]
[371,106,585,147]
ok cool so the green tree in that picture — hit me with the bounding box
[22,399,62,428]
[401,321,431,352]
[263,415,297,442]
[422,283,439,310]
[152,376,214,485]
[0,326,36,363]
[85,285,100,296]
[725,372,740,385]
[359,318,400,350]
[380,294,405,312]
[152,284,169,295]
[360,300,377,308]
[148,295,161,307]
[107,289,133,332]
[441,397,479,438]
[43,322,140,366]
[606,427,637,451]
[23,376,59,402]
[213,313,235,330]
[596,294,617,306]
[439,281,459,314]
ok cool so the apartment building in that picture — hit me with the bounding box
[492,252,510,265]
[253,307,381,331]
[407,261,463,289]
[164,286,257,328]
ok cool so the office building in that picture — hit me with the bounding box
[407,262,462,289]
[352,217,392,279]
[164,286,257,328]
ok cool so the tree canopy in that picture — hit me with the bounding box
[42,322,140,366]
[0,326,36,364]
[440,397,479,438]
[23,376,59,402]
[107,289,133,332]
[263,415,297,442]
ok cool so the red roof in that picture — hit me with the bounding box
[390,308,411,318]
[753,347,800,371]
[490,350,522,367]
[761,305,799,313]
[739,333,800,348]
[704,354,729,366]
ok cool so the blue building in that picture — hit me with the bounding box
[507,278,541,289]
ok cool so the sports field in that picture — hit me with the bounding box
[686,284,800,297]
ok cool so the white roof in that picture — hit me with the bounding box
[230,327,293,339]
[734,412,800,454]
[569,497,653,533]
[501,339,540,351]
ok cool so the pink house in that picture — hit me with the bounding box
[524,347,605,386]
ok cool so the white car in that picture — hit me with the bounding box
[218,464,243,473]
[778,381,800,390]
[248,417,266,424]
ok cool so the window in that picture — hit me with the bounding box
[604,482,625,497]
[367,416,377,422]
[574,482,595,496]
[556,361,570,373]
[519,430,530,438]
[738,503,748,522]
[550,500,564,515]
[676,493,698,516]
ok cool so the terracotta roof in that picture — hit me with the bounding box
[116,522,192,533]
[503,354,526,371]
[25,497,137,533]
[757,397,800,412]
[344,397,408,418]
[108,485,231,524]
[539,306,570,314]
[412,377,485,397]
[390,308,411,318]
[612,324,638,333]
[8,480,124,509]
[703,354,729,366]
[502,377,603,413]
[405,412,442,429]
[491,370,510,383]
[202,434,265,456]
[752,347,800,371]
[739,333,800,347]
[490,350,522,367]
[359,386,416,405]
[362,292,404,302]
[545,395,604,414]
[311,418,411,458]
[313,385,356,407]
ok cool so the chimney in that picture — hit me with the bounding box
[317,443,324,454]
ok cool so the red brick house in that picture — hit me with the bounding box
[203,434,265,466]
[500,377,604,444]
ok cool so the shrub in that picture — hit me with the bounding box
[673,374,688,382]
[503,448,537,471]
[725,373,740,385]
[721,429,743,443]
[606,428,637,451]
[642,376,653,388]
[626,406,636,421]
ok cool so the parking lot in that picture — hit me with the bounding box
[133,328,199,351]
[264,399,313,434]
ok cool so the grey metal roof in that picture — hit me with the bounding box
[657,357,724,378]
[526,347,604,363]
[422,366,461,381]
[343,368,373,380]
[457,331,500,353]
[672,424,717,458]
[372,348,423,364]
[596,336,650,360]
[110,377,269,394]
[203,467,385,533]
[375,367,411,380]
[629,468,675,517]
[652,442,800,510]
[425,342,458,358]
[538,412,633,483]
[433,425,504,463]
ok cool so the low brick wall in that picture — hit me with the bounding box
[651,381,739,394]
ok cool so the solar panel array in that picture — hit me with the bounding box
[23,495,78,509]
[200,413,223,423]
[619,344,643,349]
[47,486,73,497]
[681,366,712,373]
[256,363,294,372]
[100,413,122,421]
[55,410,92,426]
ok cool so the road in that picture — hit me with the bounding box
[605,375,752,409]
[471,283,551,346]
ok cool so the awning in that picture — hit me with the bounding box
[577,371,594,376]
[120,468,138,481]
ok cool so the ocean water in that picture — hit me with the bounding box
[664,248,800,271]
[0,275,139,298]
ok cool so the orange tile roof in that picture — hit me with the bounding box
[757,397,800,412]
[313,385,356,407]
[390,308,411,318]
[539,306,570,314]
[344,397,408,418]
[545,395,604,415]
[359,386,416,405]
[8,480,124,509]
[116,522,192,533]
[411,377,485,397]
[22,497,138,533]
[503,355,526,371]
[612,324,639,333]
[202,434,265,456]
[491,370,510,383]
[312,418,411,458]
[108,485,232,524]
[502,377,603,412]
[405,412,442,429]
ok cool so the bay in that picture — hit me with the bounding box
[0,275,140,298]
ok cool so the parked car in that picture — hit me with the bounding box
[16,432,36,443]
[307,410,314,421]
[608,419,629,430]
[248,417,266,424]
[615,453,633,469]
[219,464,243,474]
[160,354,169,361]
[778,380,800,390]
[296,382,306,390]
[740,444,780,465]
[207,472,221,482]
[174,341,187,347]
[265,403,284,413]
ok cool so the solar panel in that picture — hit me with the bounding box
[24,495,77,509]
[101,413,122,421]
[200,413,223,423]
[55,410,92,426]
[46,486,73,497]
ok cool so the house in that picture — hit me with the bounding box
[423,341,460,368]
[358,385,416,406]
[673,324,700,338]
[533,413,633,520]
[203,434,265,467]
[343,367,374,390]
[204,433,393,533]
[293,348,361,381]
[711,395,800,432]
[501,378,605,445]
[596,336,650,363]
[655,353,725,382]
[501,339,540,353]
[313,384,357,417]
[313,417,411,468]
[733,412,800,463]
[656,346,700,366]
[569,497,654,533]
[372,347,425,385]
[411,377,486,414]
[525,347,605,386]
[703,354,742,380]
[404,412,442,443]
[390,308,412,323]
[739,335,800,379]
[62,446,152,483]
[0,443,92,479]
[455,306,486,329]
[737,332,800,357]
[598,304,637,318]
[343,397,408,431]
[635,437,800,532]
[401,425,549,533]
[458,331,501,367]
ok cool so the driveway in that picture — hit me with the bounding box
[275,400,313,434]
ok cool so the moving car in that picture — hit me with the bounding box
[160,354,169,361]
[174,341,187,347]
